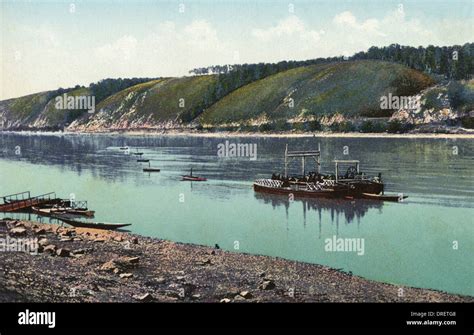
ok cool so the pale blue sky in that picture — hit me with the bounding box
[1,0,473,99]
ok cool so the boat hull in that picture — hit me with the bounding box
[182,176,207,181]
[32,206,95,218]
[359,193,408,202]
[341,180,384,195]
[54,216,131,230]
[253,183,348,199]
[143,168,160,172]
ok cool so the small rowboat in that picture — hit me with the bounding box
[143,162,160,172]
[62,208,95,217]
[54,215,131,230]
[181,168,206,181]
[143,168,160,172]
[133,152,144,156]
[137,159,150,162]
[119,146,129,150]
[32,206,61,216]
[182,176,207,181]
[32,206,95,217]
[360,193,408,202]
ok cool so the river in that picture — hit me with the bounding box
[0,132,472,296]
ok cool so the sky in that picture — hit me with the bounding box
[0,0,473,100]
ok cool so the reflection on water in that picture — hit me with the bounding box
[0,132,473,296]
[254,192,383,233]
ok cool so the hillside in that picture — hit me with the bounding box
[69,75,218,131]
[199,60,433,126]
[1,59,472,133]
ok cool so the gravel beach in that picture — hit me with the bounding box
[0,219,472,303]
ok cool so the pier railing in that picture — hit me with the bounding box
[61,200,88,209]
[2,191,31,203]
[0,192,58,212]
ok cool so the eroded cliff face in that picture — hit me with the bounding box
[68,90,149,131]
[0,93,52,129]
[390,83,473,126]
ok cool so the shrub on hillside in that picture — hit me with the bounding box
[387,120,414,133]
[359,120,387,133]
[360,120,375,133]
[330,121,355,132]
[307,120,322,131]
[461,117,474,129]
[274,120,292,131]
[448,82,474,112]
[293,122,305,131]
[259,123,274,132]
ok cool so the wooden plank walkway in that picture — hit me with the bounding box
[0,191,59,212]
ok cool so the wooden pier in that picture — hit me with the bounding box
[0,191,60,212]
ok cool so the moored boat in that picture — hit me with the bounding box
[360,193,408,202]
[181,168,207,181]
[143,162,160,172]
[53,215,131,230]
[143,168,160,172]
[182,176,207,182]
[253,178,349,199]
[254,145,405,201]
[132,148,144,155]
[32,205,95,217]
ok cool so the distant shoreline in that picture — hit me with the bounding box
[2,129,474,139]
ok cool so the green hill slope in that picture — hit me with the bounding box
[69,75,218,130]
[0,60,440,131]
[199,60,434,126]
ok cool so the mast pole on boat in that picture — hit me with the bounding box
[284,144,288,178]
[317,143,321,174]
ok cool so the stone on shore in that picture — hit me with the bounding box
[34,228,46,235]
[133,293,153,302]
[259,280,275,290]
[122,256,139,265]
[38,238,49,247]
[240,291,252,299]
[56,248,70,257]
[9,227,27,236]
[119,273,133,279]
[100,260,118,272]
[43,245,57,254]
[233,295,246,301]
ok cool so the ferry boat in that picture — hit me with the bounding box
[253,145,405,202]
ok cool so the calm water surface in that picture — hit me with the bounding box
[0,133,473,296]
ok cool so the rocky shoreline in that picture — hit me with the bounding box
[2,129,474,139]
[0,219,472,303]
